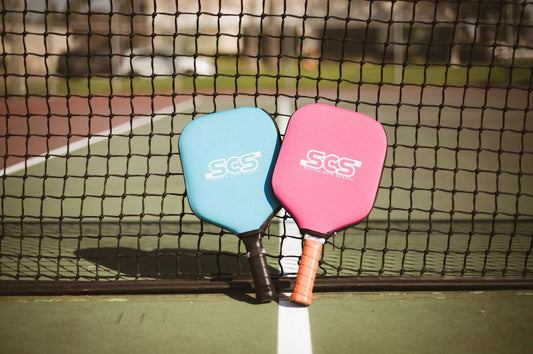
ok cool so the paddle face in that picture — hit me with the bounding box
[272,103,387,236]
[179,107,281,234]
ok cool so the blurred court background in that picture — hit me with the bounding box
[1,0,532,353]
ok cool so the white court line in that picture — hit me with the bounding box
[276,97,313,354]
[277,217,313,354]
[1,98,200,176]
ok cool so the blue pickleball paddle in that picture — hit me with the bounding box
[178,107,280,303]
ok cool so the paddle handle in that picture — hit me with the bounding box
[290,235,326,306]
[240,232,277,303]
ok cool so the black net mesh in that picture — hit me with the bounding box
[1,0,532,293]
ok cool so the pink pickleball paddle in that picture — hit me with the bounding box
[272,103,387,305]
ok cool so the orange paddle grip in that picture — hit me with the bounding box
[290,236,325,306]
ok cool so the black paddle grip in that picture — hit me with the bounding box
[240,232,277,303]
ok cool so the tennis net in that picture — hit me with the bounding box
[1,0,532,294]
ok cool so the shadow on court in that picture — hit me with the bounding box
[75,247,278,304]
[74,247,278,304]
[74,246,280,278]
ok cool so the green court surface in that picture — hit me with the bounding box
[0,291,532,354]
[1,91,532,354]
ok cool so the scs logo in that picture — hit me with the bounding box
[299,149,362,179]
[205,151,261,180]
